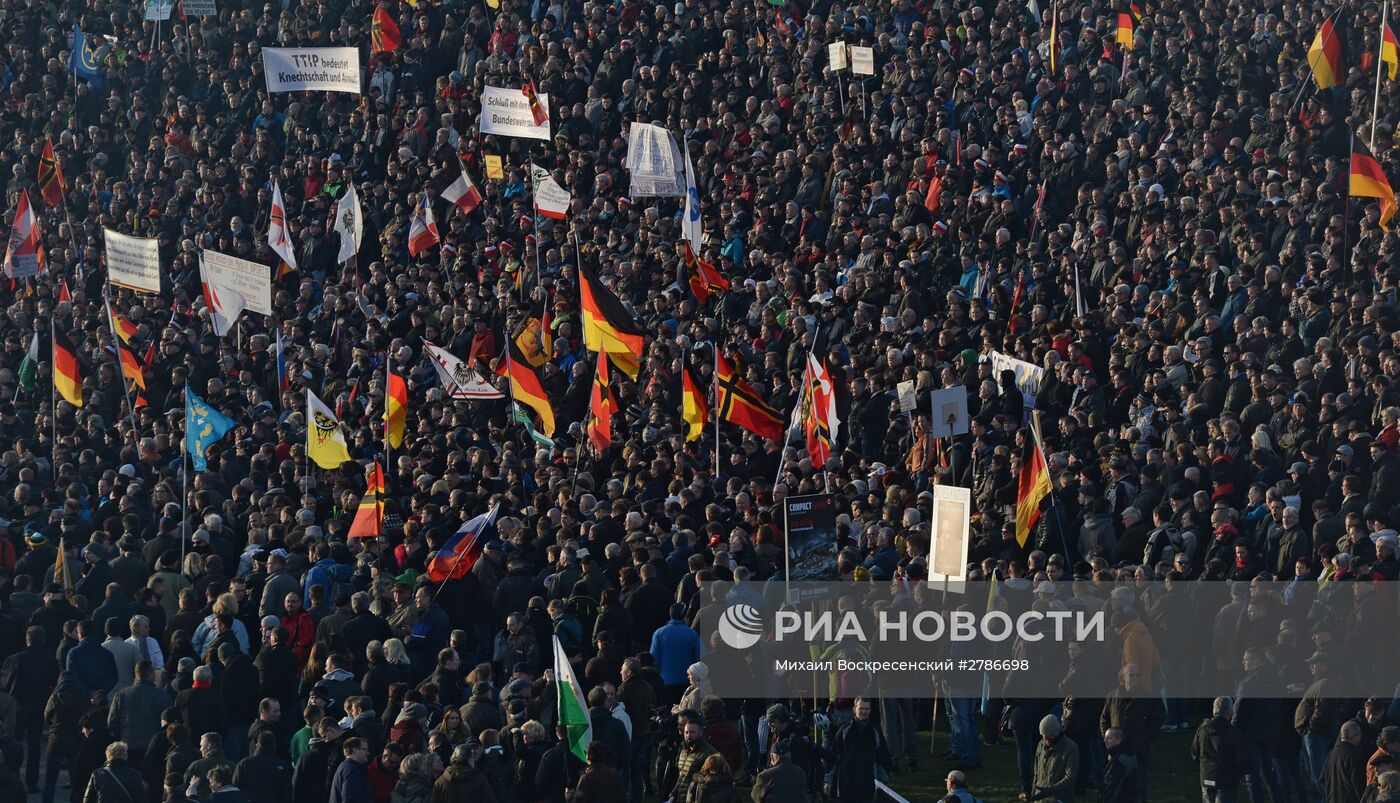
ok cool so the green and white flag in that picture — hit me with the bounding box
[553,634,592,762]
[513,402,555,449]
[18,333,38,392]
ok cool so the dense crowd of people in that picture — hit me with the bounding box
[0,0,1399,801]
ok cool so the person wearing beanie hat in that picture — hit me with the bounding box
[1032,713,1078,802]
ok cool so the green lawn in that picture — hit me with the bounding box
[880,728,1199,803]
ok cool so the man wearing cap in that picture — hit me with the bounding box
[15,533,56,587]
[1032,714,1079,803]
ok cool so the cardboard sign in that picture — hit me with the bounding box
[181,0,217,16]
[897,379,916,413]
[263,47,361,94]
[850,46,875,76]
[929,485,971,590]
[929,386,970,438]
[200,249,273,316]
[483,154,504,180]
[828,42,848,71]
[145,0,174,21]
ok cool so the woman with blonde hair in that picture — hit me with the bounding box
[384,638,411,668]
[190,591,249,655]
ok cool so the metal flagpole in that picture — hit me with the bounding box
[1373,0,1390,150]
[1292,8,1343,112]
[384,357,392,481]
[50,315,58,489]
[181,377,189,567]
[103,293,142,442]
[713,344,720,478]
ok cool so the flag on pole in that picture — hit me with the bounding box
[3,191,45,279]
[505,341,556,437]
[426,504,500,581]
[18,333,39,392]
[58,279,71,305]
[1383,23,1399,80]
[513,402,555,448]
[715,353,783,440]
[436,166,483,216]
[67,26,103,86]
[682,142,703,254]
[1048,0,1059,74]
[1014,425,1052,547]
[267,180,298,273]
[348,461,386,538]
[530,163,571,220]
[199,255,247,337]
[306,389,353,469]
[371,4,402,53]
[553,634,593,762]
[1352,140,1397,230]
[185,385,236,472]
[683,242,729,303]
[1115,8,1135,46]
[53,328,82,407]
[579,261,645,379]
[274,328,290,395]
[407,193,440,256]
[334,181,363,264]
[682,366,707,442]
[586,351,615,452]
[423,341,504,399]
[802,353,839,465]
[55,538,73,599]
[1309,15,1344,89]
[37,137,66,208]
[522,78,548,127]
[385,363,407,449]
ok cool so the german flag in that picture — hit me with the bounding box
[579,261,644,379]
[506,339,556,437]
[1308,14,1343,90]
[522,78,548,127]
[1115,8,1135,47]
[1014,426,1052,547]
[684,243,730,303]
[715,352,783,440]
[1351,140,1397,230]
[586,351,615,452]
[110,311,138,344]
[348,461,386,538]
[511,300,553,369]
[1383,23,1398,80]
[385,363,406,449]
[371,5,401,53]
[53,328,83,408]
[37,137,65,208]
[1049,2,1059,74]
[682,366,707,441]
[117,342,146,391]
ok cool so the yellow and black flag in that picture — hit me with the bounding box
[682,366,708,441]
[586,351,616,452]
[1351,140,1396,230]
[579,261,645,379]
[37,137,65,208]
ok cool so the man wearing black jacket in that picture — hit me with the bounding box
[1099,728,1138,803]
[2,624,57,791]
[1321,721,1368,803]
[1190,697,1249,803]
[825,697,893,803]
[1233,648,1286,803]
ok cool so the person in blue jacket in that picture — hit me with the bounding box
[405,585,450,680]
[66,618,117,695]
[649,603,703,705]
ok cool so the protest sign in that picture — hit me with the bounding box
[200,250,273,316]
[263,47,361,94]
[479,85,551,140]
[104,229,161,294]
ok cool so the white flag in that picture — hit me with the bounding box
[424,342,505,399]
[267,180,298,270]
[530,163,571,220]
[199,254,247,337]
[334,182,363,264]
[682,143,703,254]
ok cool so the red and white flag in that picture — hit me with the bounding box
[407,193,440,256]
[199,254,247,337]
[267,180,298,271]
[530,163,571,220]
[3,191,45,279]
[436,166,482,216]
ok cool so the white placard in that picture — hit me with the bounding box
[201,249,273,316]
[828,42,848,71]
[929,485,971,590]
[929,386,970,438]
[145,0,173,21]
[850,46,875,76]
[625,123,685,197]
[479,85,551,141]
[181,0,217,16]
[103,229,162,294]
[897,379,916,413]
[263,47,362,95]
[989,350,1045,411]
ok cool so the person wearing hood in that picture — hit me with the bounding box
[1099,728,1138,803]
[345,696,388,755]
[1032,714,1079,803]
[390,702,429,755]
[1321,720,1369,803]
[293,718,345,803]
[431,743,497,803]
[1190,697,1249,803]
[314,654,361,719]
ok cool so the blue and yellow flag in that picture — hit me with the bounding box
[67,26,103,86]
[186,386,235,472]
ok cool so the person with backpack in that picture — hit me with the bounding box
[1141,506,1186,567]
[1190,697,1249,803]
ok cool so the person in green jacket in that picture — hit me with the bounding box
[1033,714,1079,803]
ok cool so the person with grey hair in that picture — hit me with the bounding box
[341,591,392,676]
[81,741,146,803]
[1191,697,1248,803]
[1320,720,1367,803]
[176,666,229,743]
